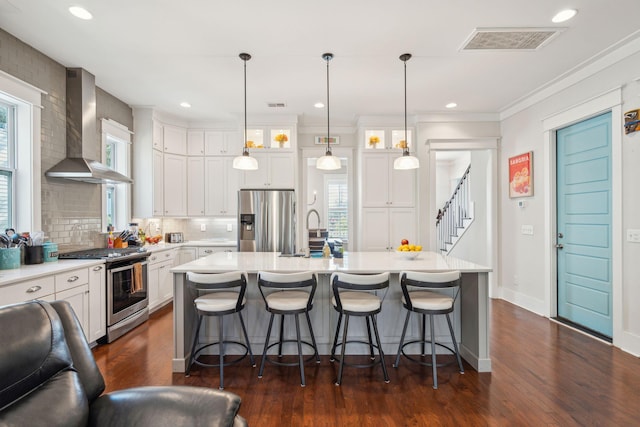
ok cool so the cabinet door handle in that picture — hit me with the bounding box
[26,285,42,293]
[93,266,103,271]
[204,249,213,253]
[165,253,171,257]
[151,256,157,261]
[67,276,79,282]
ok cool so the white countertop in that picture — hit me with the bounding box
[143,239,236,251]
[171,251,491,274]
[0,259,105,287]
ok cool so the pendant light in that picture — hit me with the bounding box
[233,52,258,170]
[394,53,420,170]
[316,53,341,171]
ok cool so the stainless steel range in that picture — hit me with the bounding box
[59,247,151,343]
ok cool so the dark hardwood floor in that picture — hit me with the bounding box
[93,300,640,426]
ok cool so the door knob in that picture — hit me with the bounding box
[555,243,564,249]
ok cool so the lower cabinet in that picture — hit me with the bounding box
[197,246,236,258]
[149,249,177,312]
[88,264,106,343]
[360,208,417,251]
[56,283,90,338]
[2,263,107,344]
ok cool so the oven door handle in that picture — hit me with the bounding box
[108,260,149,274]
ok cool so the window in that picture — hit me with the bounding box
[325,175,348,240]
[101,119,132,231]
[0,101,15,230]
[0,71,43,233]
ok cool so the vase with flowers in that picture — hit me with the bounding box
[368,135,380,148]
[274,133,288,148]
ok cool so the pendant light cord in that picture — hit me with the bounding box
[244,56,248,154]
[323,53,333,156]
[404,58,408,155]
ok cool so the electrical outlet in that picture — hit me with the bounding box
[200,224,206,232]
[227,223,233,232]
[627,229,640,243]
[513,275,519,287]
[521,225,534,235]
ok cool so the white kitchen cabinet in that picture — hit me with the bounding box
[152,149,164,217]
[163,153,187,216]
[152,120,163,150]
[363,128,413,150]
[148,249,177,312]
[55,268,91,341]
[56,284,90,339]
[205,157,241,216]
[360,208,416,251]
[241,152,295,189]
[187,156,205,216]
[88,264,106,343]
[361,152,416,208]
[2,275,55,305]
[197,246,236,258]
[178,247,197,264]
[163,124,187,155]
[187,130,205,155]
[204,131,238,155]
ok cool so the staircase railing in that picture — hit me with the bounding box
[436,164,471,252]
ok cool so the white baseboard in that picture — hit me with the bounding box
[499,287,546,316]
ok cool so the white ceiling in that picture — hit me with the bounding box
[1,0,639,127]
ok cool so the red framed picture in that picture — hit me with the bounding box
[509,151,533,198]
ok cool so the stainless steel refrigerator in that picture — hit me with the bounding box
[238,189,296,254]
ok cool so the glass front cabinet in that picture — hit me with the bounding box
[363,128,413,150]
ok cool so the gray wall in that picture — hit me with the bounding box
[0,28,133,250]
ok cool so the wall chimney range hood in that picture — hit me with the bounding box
[45,68,133,184]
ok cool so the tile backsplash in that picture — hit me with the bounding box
[134,217,237,243]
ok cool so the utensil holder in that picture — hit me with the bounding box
[24,245,44,265]
[0,247,21,269]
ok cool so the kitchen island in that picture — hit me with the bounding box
[171,251,492,373]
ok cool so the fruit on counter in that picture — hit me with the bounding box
[145,234,163,244]
[397,239,422,252]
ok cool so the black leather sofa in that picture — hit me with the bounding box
[0,300,247,426]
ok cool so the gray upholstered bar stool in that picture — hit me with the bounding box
[329,272,390,385]
[186,271,255,390]
[393,270,464,389]
[257,271,320,387]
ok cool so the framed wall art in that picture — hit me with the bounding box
[509,151,533,198]
[314,136,339,145]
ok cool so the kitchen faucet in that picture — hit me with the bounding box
[306,209,321,235]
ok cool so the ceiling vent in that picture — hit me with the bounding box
[461,27,564,51]
[267,102,287,108]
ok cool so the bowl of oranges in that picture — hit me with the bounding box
[396,239,422,259]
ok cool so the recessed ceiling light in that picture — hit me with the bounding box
[314,102,325,108]
[180,102,191,108]
[552,9,577,23]
[69,6,93,20]
[446,102,458,109]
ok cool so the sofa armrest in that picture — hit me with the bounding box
[89,386,243,427]
[50,300,106,401]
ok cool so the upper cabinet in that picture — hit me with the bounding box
[204,131,239,155]
[187,130,205,156]
[363,128,413,151]
[241,151,295,189]
[162,125,187,154]
[243,127,294,151]
[361,152,416,208]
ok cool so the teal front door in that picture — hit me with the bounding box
[556,111,612,338]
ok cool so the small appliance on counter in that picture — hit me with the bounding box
[165,232,184,243]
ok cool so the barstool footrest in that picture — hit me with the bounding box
[262,339,318,367]
[398,339,463,369]
[192,340,251,368]
[331,339,385,368]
